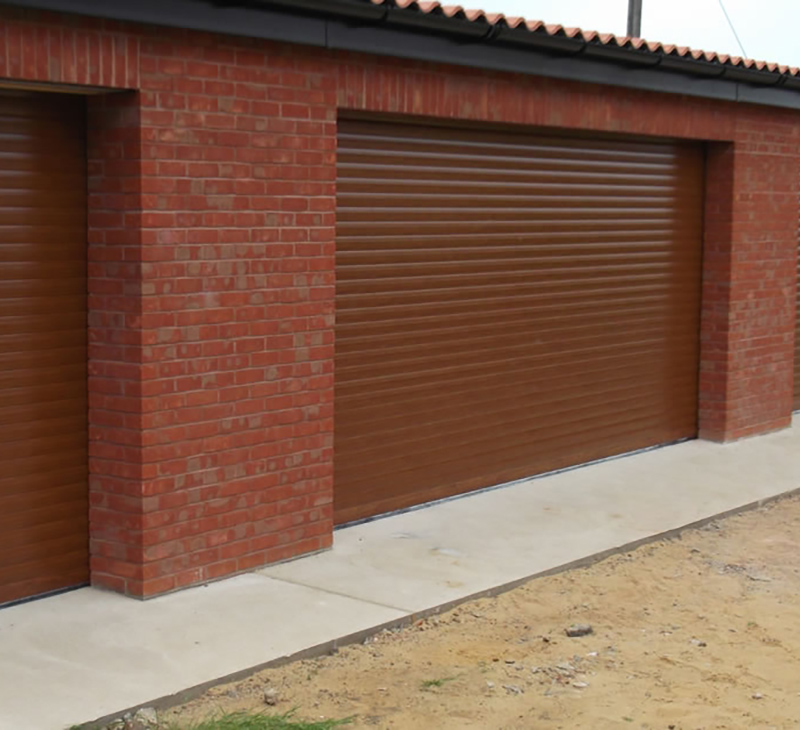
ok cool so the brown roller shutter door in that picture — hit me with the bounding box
[335,118,705,524]
[0,92,88,605]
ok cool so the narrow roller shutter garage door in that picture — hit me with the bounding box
[335,118,704,525]
[0,92,88,605]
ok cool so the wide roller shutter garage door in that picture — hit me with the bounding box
[0,93,88,605]
[335,118,704,525]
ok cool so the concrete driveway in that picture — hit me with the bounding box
[1,419,798,730]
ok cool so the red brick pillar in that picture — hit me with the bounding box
[86,92,147,595]
[131,38,336,596]
[699,129,800,441]
[86,38,338,599]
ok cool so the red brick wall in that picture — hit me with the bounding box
[0,8,138,88]
[0,7,797,596]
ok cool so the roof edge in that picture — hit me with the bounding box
[3,0,800,109]
[249,0,800,86]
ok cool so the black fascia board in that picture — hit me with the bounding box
[2,0,800,110]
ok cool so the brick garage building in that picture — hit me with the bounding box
[0,0,798,604]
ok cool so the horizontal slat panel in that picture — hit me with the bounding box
[337,341,698,408]
[0,447,89,480]
[0,424,87,460]
[338,376,700,469]
[3,494,88,527]
[338,366,698,437]
[0,315,86,337]
[343,419,690,522]
[338,330,697,383]
[0,398,86,426]
[0,467,87,498]
[337,289,693,326]
[334,118,704,524]
[0,552,89,607]
[0,281,87,299]
[0,91,88,606]
[0,412,89,443]
[0,348,89,372]
[339,395,699,493]
[337,298,699,347]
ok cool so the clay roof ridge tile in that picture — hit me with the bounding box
[357,0,795,78]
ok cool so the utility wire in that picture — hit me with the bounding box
[717,0,748,58]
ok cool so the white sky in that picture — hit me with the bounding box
[473,0,798,68]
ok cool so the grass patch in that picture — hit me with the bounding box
[163,710,353,730]
[420,676,459,690]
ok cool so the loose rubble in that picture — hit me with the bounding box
[565,623,594,637]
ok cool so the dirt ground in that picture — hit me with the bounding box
[162,495,800,730]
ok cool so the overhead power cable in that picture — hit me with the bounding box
[717,0,748,58]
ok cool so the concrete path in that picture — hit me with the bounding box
[2,421,799,730]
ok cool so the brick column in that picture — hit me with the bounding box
[699,129,800,441]
[86,92,147,594]
[698,142,735,441]
[129,35,337,596]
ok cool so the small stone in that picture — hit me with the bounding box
[264,688,279,706]
[486,681,495,689]
[503,684,524,695]
[572,681,589,688]
[690,639,707,647]
[752,692,764,700]
[504,659,516,665]
[133,708,158,727]
[566,624,593,638]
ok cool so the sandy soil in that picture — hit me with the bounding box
[162,495,800,730]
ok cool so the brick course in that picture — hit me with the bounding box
[0,7,797,596]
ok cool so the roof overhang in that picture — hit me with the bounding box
[4,0,800,110]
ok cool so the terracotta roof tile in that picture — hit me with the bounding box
[364,0,800,79]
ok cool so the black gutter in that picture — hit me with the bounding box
[3,0,800,110]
